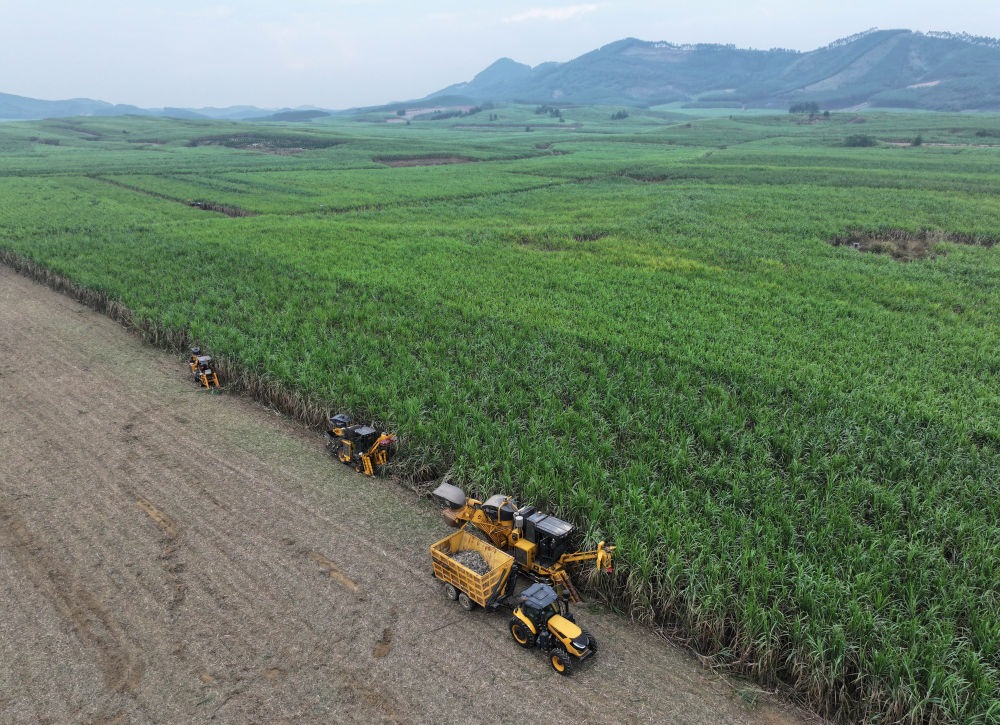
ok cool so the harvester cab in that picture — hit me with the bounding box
[509,582,597,675]
[325,412,396,476]
[189,347,220,389]
[512,508,575,567]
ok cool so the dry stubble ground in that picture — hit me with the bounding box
[0,265,815,724]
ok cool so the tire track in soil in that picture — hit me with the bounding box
[135,496,187,612]
[0,345,156,722]
[14,371,181,627]
[0,502,145,696]
[105,404,402,720]
[109,402,322,658]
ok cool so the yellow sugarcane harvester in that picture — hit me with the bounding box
[432,482,613,602]
[189,347,220,389]
[325,413,396,476]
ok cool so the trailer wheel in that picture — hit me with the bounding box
[458,592,475,611]
[444,584,458,601]
[509,619,535,649]
[550,649,573,676]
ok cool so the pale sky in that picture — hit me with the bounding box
[1,1,997,109]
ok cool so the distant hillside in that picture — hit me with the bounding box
[0,93,319,122]
[431,29,1000,111]
[0,93,149,120]
[254,109,331,122]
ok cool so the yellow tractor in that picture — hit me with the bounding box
[325,413,396,476]
[429,532,597,675]
[432,483,614,602]
[189,347,220,389]
[509,582,597,675]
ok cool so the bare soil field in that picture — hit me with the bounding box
[0,265,814,724]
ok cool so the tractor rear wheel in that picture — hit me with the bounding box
[444,584,458,601]
[458,592,475,611]
[549,649,573,676]
[509,619,535,648]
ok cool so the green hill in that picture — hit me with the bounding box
[430,29,1000,111]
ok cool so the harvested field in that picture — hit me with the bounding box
[0,265,810,724]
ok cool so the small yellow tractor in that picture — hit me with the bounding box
[509,582,597,675]
[325,413,396,476]
[432,482,614,602]
[189,347,220,389]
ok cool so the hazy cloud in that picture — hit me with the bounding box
[504,4,600,24]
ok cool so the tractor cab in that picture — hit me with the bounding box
[516,582,565,627]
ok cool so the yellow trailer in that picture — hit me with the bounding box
[430,529,515,611]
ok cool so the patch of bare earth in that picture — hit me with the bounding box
[830,228,998,261]
[0,264,817,725]
[882,141,999,148]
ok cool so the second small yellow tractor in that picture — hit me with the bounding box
[325,413,396,476]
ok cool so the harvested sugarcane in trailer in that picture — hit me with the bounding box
[431,482,614,602]
[188,347,219,388]
[325,412,396,476]
[430,529,517,611]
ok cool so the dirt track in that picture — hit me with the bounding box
[0,265,812,724]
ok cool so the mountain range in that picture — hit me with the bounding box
[3,28,1000,121]
[0,94,327,122]
[431,29,1000,111]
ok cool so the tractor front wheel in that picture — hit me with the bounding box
[583,630,598,653]
[509,619,535,649]
[549,649,573,676]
